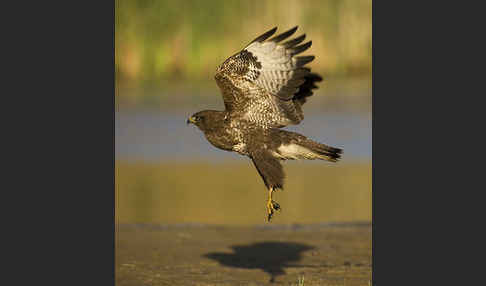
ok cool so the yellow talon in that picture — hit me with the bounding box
[266,187,281,222]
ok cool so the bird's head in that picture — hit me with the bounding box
[187,110,226,132]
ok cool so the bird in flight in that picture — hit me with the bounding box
[187,26,342,221]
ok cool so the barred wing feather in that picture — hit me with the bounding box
[214,26,322,128]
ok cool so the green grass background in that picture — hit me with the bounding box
[116,0,372,87]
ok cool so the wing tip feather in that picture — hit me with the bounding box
[251,27,278,44]
[294,55,315,67]
[291,41,312,56]
[269,26,299,43]
[283,34,306,48]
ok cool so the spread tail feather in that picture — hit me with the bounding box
[274,130,342,162]
[306,142,342,162]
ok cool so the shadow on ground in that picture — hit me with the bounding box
[204,241,315,283]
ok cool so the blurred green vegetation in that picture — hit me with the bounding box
[115,0,372,88]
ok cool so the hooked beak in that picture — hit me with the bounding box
[187,116,196,125]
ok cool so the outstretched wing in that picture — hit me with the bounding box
[214,26,322,128]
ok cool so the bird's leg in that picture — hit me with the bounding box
[266,186,281,222]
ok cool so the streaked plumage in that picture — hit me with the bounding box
[188,26,342,221]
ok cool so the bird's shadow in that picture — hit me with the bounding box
[203,241,315,283]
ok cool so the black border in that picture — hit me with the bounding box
[372,1,471,285]
[5,1,116,285]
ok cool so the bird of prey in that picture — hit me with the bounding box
[187,26,342,221]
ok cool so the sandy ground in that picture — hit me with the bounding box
[116,223,371,286]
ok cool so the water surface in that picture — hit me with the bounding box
[115,110,371,162]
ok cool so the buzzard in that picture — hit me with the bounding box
[187,26,342,221]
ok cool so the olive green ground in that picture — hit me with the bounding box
[115,161,371,225]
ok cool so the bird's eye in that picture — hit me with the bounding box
[196,116,203,121]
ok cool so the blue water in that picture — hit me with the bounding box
[115,110,371,162]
